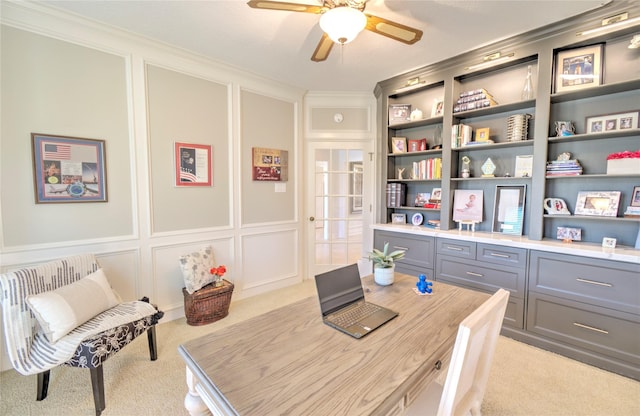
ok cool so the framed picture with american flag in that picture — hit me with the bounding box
[174,141,212,187]
[31,133,107,203]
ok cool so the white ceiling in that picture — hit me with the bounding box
[44,0,608,92]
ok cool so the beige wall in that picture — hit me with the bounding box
[240,90,296,224]
[1,26,134,245]
[0,2,305,328]
[146,65,231,232]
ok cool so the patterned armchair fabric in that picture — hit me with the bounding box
[0,254,163,415]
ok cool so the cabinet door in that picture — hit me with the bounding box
[436,255,525,296]
[529,251,640,315]
[374,231,434,271]
[527,292,640,370]
[436,238,475,259]
[477,243,527,268]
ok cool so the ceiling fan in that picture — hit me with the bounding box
[247,0,423,62]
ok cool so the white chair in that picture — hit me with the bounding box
[406,288,510,416]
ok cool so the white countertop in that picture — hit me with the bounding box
[372,223,640,265]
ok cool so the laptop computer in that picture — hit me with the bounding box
[314,264,398,339]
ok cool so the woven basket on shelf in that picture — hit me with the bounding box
[182,279,234,326]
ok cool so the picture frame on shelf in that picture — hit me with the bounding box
[430,187,442,201]
[390,137,407,154]
[407,138,428,152]
[554,43,603,93]
[391,213,407,224]
[514,155,533,178]
[554,120,575,137]
[574,191,621,217]
[389,104,411,124]
[411,212,424,226]
[31,133,108,203]
[492,185,526,235]
[415,192,431,207]
[631,186,640,207]
[431,98,444,117]
[452,189,483,223]
[557,226,582,242]
[585,110,639,134]
[475,127,490,142]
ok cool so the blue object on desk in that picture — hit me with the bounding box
[416,274,433,294]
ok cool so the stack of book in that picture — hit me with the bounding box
[412,158,442,179]
[453,88,498,113]
[546,159,583,176]
[623,206,640,217]
[451,124,473,148]
[425,219,441,229]
[386,183,406,207]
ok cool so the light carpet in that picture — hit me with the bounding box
[1,279,638,415]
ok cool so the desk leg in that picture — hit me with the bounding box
[185,367,212,416]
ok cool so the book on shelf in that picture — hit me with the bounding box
[425,219,441,229]
[386,182,406,208]
[453,88,498,113]
[412,157,442,179]
[451,124,473,148]
[546,159,583,176]
[624,206,640,217]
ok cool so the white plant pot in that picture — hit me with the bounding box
[374,265,395,286]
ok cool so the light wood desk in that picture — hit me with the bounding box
[178,273,488,416]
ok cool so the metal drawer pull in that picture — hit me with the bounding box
[446,246,463,251]
[490,253,509,258]
[575,278,613,288]
[573,322,609,335]
[393,246,409,251]
[466,271,483,277]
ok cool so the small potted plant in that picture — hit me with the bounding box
[368,242,405,286]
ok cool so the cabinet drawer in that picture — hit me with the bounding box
[436,256,525,296]
[375,231,434,270]
[477,243,527,268]
[527,292,640,365]
[436,238,475,259]
[529,251,640,315]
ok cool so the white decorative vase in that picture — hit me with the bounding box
[374,265,395,286]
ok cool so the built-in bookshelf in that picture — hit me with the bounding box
[375,0,640,247]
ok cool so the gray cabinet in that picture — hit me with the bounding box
[528,251,640,380]
[436,238,526,329]
[374,230,435,279]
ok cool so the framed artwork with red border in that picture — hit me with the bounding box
[174,142,212,187]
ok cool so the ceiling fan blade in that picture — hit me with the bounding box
[364,14,423,45]
[311,33,334,62]
[247,0,326,14]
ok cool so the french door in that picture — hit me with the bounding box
[306,141,373,278]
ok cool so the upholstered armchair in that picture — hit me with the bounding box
[0,254,164,416]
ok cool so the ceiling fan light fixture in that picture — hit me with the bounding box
[319,6,367,44]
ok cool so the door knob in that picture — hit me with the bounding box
[309,216,315,222]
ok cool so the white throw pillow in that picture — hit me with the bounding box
[179,246,215,294]
[26,268,120,343]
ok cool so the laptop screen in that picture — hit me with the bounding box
[315,264,365,316]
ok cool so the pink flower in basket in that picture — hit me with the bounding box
[210,265,227,286]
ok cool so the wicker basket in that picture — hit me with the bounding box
[182,280,234,326]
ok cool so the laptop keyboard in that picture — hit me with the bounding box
[327,302,381,328]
